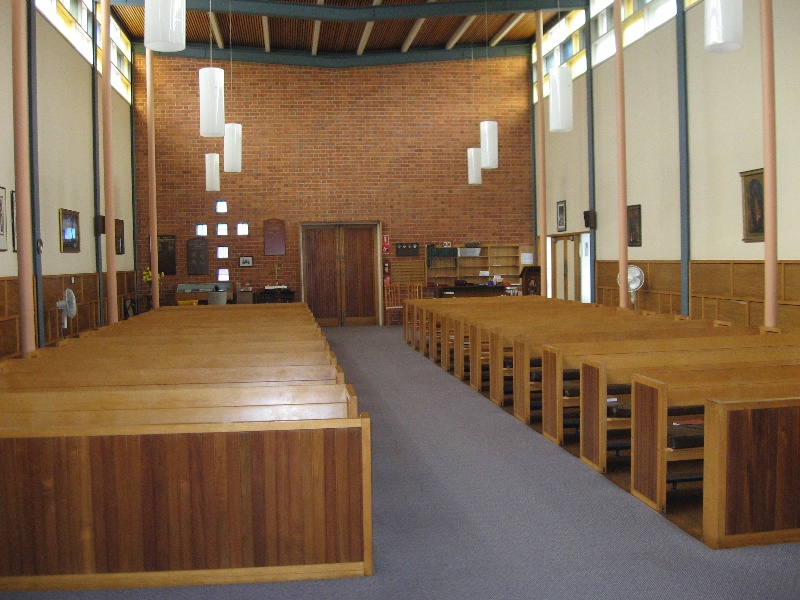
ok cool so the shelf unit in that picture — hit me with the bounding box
[425,245,523,287]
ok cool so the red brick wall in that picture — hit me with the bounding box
[133,54,534,303]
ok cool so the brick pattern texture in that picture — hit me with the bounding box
[133,54,534,303]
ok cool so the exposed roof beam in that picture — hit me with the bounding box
[357,0,382,57]
[490,13,525,46]
[311,0,323,56]
[209,11,224,49]
[402,0,435,53]
[134,39,531,68]
[262,16,270,52]
[446,15,476,50]
[112,0,588,21]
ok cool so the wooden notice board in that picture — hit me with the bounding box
[157,235,177,276]
[264,219,286,256]
[187,237,209,275]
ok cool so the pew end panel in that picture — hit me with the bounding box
[579,360,605,473]
[703,397,800,549]
[630,376,671,512]
[0,416,374,591]
[512,338,531,424]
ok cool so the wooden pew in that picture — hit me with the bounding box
[629,364,800,515]
[0,416,373,589]
[0,304,374,590]
[580,346,800,474]
[539,328,790,445]
[703,395,800,549]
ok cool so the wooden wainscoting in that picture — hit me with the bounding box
[0,277,21,360]
[597,260,800,331]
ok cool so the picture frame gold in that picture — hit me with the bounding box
[741,168,764,243]
[59,208,80,253]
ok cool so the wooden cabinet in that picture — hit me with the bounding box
[426,244,523,289]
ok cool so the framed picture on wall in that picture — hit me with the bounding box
[59,208,80,253]
[115,219,125,255]
[741,168,764,243]
[0,186,7,251]
[627,204,642,247]
[556,200,566,232]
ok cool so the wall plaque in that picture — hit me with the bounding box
[264,219,286,256]
[157,235,177,276]
[187,237,209,275]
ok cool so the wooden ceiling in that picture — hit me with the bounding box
[110,0,586,67]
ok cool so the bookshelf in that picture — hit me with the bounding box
[425,244,523,288]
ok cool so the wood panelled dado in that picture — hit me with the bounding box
[0,278,21,360]
[596,260,800,330]
[0,423,368,586]
[302,225,378,327]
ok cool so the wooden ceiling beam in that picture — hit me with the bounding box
[357,0,382,56]
[311,0,323,56]
[402,0,435,53]
[445,15,476,50]
[209,11,225,49]
[490,13,525,46]
[262,16,270,52]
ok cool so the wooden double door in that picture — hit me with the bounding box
[302,224,379,326]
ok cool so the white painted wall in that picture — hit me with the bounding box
[1,12,135,280]
[0,1,17,275]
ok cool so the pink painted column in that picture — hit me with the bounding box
[146,49,160,309]
[535,12,547,296]
[760,0,778,328]
[12,0,36,355]
[101,0,118,324]
[614,0,629,309]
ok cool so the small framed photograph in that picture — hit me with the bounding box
[0,186,7,251]
[115,219,125,255]
[627,204,642,247]
[741,168,764,243]
[59,208,80,253]
[239,256,254,267]
[556,200,566,232]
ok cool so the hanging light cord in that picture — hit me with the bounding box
[209,0,213,66]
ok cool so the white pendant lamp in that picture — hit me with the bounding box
[206,153,220,191]
[549,64,573,133]
[480,121,498,170]
[224,123,242,173]
[144,0,186,52]
[468,148,482,185]
[199,67,225,137]
[705,0,743,52]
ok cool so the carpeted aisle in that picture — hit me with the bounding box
[8,326,800,600]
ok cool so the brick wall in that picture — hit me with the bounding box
[133,54,534,303]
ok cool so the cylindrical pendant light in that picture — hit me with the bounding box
[199,67,225,137]
[206,153,220,191]
[144,0,186,52]
[549,64,573,133]
[224,123,242,173]
[468,148,482,185]
[705,0,743,52]
[480,121,498,169]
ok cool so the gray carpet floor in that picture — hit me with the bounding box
[8,326,800,599]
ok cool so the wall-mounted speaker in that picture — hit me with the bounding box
[583,210,597,229]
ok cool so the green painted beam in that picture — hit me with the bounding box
[113,0,588,21]
[133,40,531,68]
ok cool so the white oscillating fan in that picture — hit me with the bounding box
[616,265,645,308]
[56,288,77,331]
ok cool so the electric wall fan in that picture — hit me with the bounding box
[616,264,645,308]
[56,288,77,332]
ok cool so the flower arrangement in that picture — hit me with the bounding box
[142,267,165,283]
